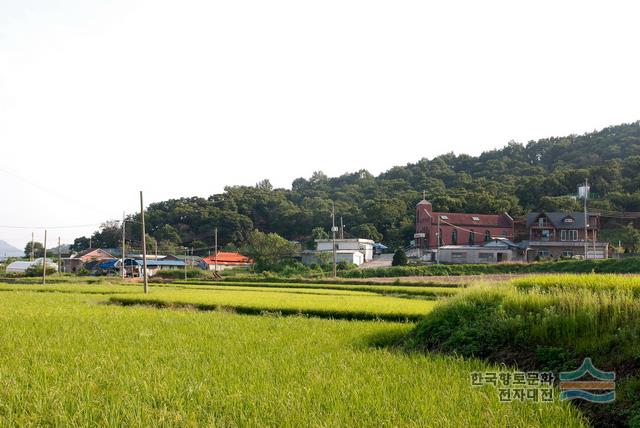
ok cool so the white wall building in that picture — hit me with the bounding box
[314,239,374,262]
[5,258,58,273]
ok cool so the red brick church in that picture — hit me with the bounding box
[415,200,514,249]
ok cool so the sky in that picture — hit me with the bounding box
[1,0,639,249]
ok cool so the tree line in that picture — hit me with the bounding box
[70,121,640,253]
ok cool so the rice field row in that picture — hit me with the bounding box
[170,280,461,298]
[109,287,439,322]
[512,273,640,296]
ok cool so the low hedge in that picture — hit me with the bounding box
[338,257,640,278]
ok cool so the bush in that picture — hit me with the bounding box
[154,268,209,280]
[24,265,57,277]
[336,261,357,271]
[391,249,408,266]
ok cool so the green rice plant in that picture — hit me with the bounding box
[109,287,438,322]
[216,275,466,288]
[512,273,640,296]
[0,291,585,426]
[171,280,462,298]
[337,257,640,278]
[0,282,142,295]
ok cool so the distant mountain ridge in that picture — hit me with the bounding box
[0,240,24,258]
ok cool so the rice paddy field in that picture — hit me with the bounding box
[0,276,597,426]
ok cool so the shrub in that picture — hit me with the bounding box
[154,268,209,280]
[391,249,408,266]
[24,265,57,277]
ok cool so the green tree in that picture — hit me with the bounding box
[241,230,298,271]
[70,237,90,252]
[155,224,182,245]
[24,241,44,258]
[621,223,640,253]
[90,220,122,248]
[311,227,329,240]
[350,224,383,242]
[537,196,581,212]
[392,248,408,266]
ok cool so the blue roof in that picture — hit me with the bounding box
[98,260,119,269]
[147,260,186,267]
[121,258,185,267]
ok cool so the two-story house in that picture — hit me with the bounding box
[524,212,609,260]
[415,199,514,250]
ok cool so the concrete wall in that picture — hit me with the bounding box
[438,247,516,264]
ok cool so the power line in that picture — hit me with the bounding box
[0,223,102,230]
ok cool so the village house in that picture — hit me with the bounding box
[63,248,114,273]
[414,199,514,251]
[522,212,609,260]
[301,238,375,267]
[199,252,253,271]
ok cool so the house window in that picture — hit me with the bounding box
[563,218,574,223]
[440,215,448,220]
[562,250,574,258]
[538,250,550,258]
[469,230,475,245]
[561,230,578,241]
[484,230,491,242]
[478,252,493,260]
[451,252,466,260]
[472,216,480,221]
[451,230,458,245]
[540,229,552,241]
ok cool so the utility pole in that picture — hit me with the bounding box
[154,240,158,261]
[436,215,440,264]
[340,217,344,239]
[121,211,126,279]
[140,191,149,294]
[583,179,589,260]
[42,230,47,285]
[89,237,92,249]
[183,247,187,280]
[331,202,337,277]
[30,232,34,261]
[214,227,218,273]
[57,236,61,274]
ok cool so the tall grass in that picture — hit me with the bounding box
[410,282,640,361]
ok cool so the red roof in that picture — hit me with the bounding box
[431,212,513,228]
[201,252,253,265]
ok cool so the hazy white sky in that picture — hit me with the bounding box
[1,0,639,248]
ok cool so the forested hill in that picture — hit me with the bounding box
[77,121,640,252]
